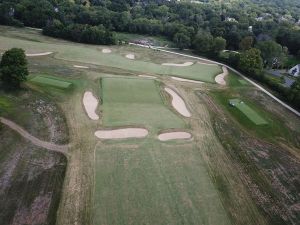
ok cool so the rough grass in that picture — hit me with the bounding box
[94,140,231,225]
[229,99,268,125]
[212,90,294,142]
[30,75,73,89]
[101,77,185,131]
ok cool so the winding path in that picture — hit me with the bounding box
[129,43,300,117]
[0,117,68,154]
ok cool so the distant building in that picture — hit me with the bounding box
[289,65,300,77]
[225,17,238,23]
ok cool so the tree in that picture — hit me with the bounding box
[256,41,285,67]
[239,48,264,78]
[239,36,253,51]
[213,37,226,54]
[288,77,300,108]
[193,30,214,54]
[0,48,28,88]
[173,32,191,50]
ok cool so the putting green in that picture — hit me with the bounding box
[30,76,73,89]
[229,99,268,125]
[101,77,185,130]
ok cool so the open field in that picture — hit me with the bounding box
[30,75,73,89]
[0,26,299,225]
[229,99,268,125]
[101,77,185,131]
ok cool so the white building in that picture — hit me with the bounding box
[289,65,300,77]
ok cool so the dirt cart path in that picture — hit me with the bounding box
[0,117,68,154]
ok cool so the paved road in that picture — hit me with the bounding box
[0,117,69,154]
[130,43,300,117]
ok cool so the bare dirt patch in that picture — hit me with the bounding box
[94,128,148,139]
[102,48,112,53]
[138,75,157,79]
[215,66,229,85]
[126,54,135,60]
[83,91,99,120]
[165,87,191,117]
[171,77,204,84]
[74,65,89,69]
[158,131,192,141]
[26,52,53,57]
[162,62,193,67]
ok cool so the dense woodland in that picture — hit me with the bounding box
[0,0,299,108]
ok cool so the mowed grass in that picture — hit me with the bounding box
[229,99,268,125]
[101,77,185,131]
[0,27,221,83]
[30,75,73,89]
[94,141,231,225]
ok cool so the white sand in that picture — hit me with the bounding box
[102,48,112,53]
[26,52,53,57]
[126,54,135,60]
[83,91,99,120]
[215,66,229,85]
[158,132,192,141]
[74,65,89,69]
[138,75,157,79]
[197,61,216,66]
[95,128,148,139]
[171,77,204,84]
[165,87,191,117]
[162,62,193,67]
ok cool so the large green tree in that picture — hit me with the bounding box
[0,48,28,88]
[239,48,264,78]
[256,40,286,67]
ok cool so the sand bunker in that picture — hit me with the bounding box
[215,66,229,85]
[162,62,193,67]
[126,54,135,60]
[138,75,157,79]
[95,128,148,139]
[197,61,216,66]
[165,87,191,117]
[83,91,99,120]
[158,132,192,141]
[102,48,112,53]
[26,52,53,57]
[171,77,204,84]
[74,65,89,69]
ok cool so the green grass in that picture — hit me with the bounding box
[227,72,250,87]
[229,99,268,125]
[94,141,231,225]
[101,77,185,131]
[0,28,221,83]
[212,90,294,141]
[30,75,73,89]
